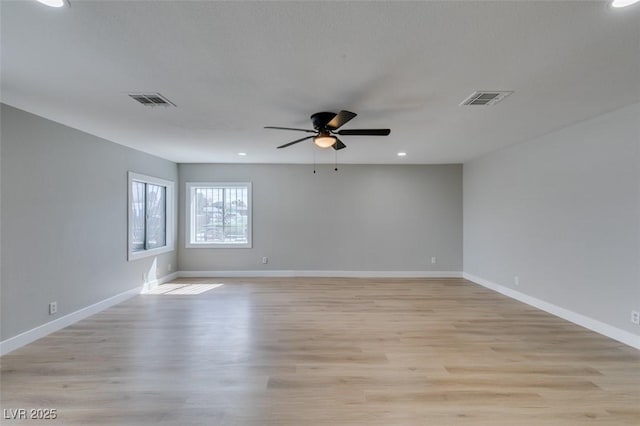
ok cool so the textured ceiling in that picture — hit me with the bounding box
[1,1,639,164]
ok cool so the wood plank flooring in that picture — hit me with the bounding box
[1,278,639,425]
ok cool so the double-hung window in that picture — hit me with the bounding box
[128,172,175,260]
[186,182,252,248]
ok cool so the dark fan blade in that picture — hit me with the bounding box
[332,138,346,151]
[265,126,316,133]
[326,110,357,130]
[336,129,391,136]
[277,135,314,149]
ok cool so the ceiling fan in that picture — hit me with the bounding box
[265,110,391,150]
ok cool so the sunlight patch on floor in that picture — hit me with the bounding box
[142,283,224,295]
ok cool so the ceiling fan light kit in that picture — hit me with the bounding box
[314,133,337,148]
[265,110,391,152]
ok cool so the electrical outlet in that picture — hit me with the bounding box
[631,310,640,325]
[49,302,57,315]
[168,263,172,272]
[514,276,520,286]
[143,272,148,283]
[431,257,437,264]
[262,257,268,264]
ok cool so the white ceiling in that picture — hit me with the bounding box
[1,1,639,164]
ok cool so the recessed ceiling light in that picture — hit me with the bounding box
[397,152,407,157]
[238,152,247,156]
[36,0,70,7]
[611,0,640,7]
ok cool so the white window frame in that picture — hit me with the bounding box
[128,172,175,261]
[186,182,252,249]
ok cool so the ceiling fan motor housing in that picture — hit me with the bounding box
[310,112,337,131]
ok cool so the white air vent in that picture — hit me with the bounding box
[128,93,176,107]
[460,91,513,106]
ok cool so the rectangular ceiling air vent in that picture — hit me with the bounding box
[460,91,513,106]
[128,93,176,107]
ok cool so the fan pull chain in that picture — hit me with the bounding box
[334,149,338,171]
[313,145,316,174]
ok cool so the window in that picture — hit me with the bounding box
[186,182,252,248]
[128,172,175,260]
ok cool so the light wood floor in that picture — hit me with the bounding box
[1,278,639,425]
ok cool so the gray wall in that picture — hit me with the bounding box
[464,103,640,334]
[179,164,463,272]
[1,104,178,340]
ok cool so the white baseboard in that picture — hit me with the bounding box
[0,286,142,356]
[178,270,462,278]
[462,272,640,350]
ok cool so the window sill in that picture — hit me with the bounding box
[128,245,175,261]
[185,242,252,249]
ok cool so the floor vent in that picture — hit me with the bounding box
[460,91,513,106]
[128,93,176,107]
